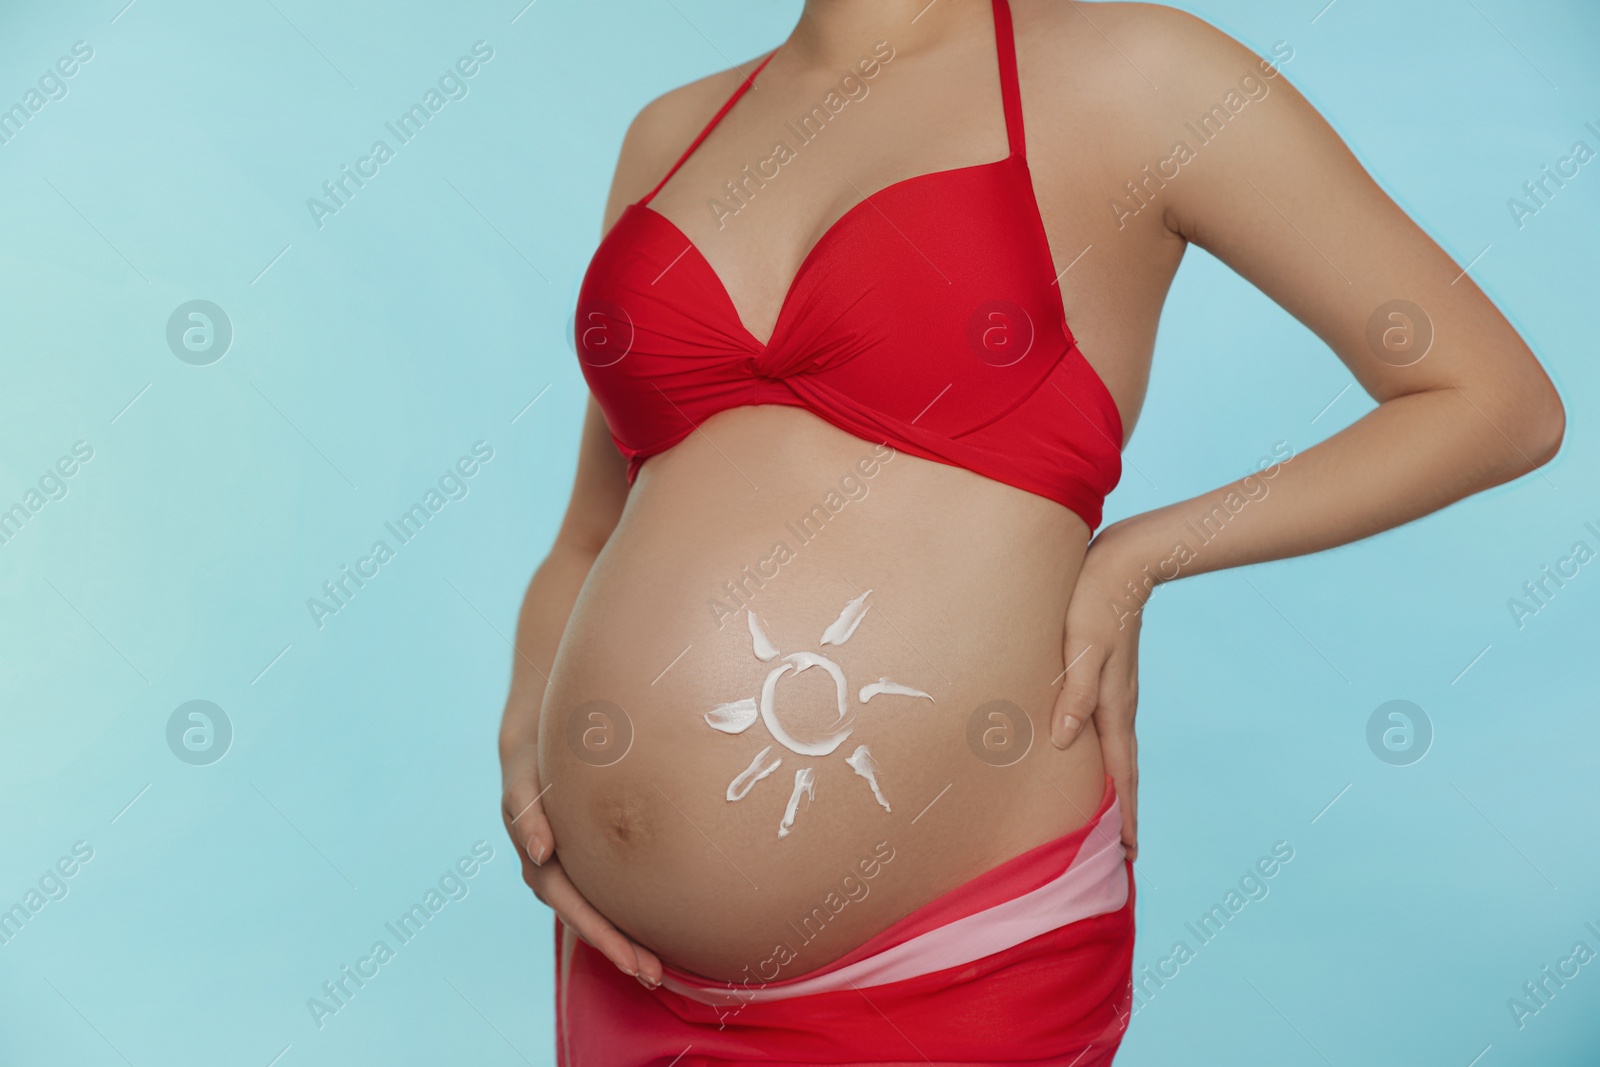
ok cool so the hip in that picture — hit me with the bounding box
[554,775,1136,1066]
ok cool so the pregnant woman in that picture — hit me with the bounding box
[499,1,1563,1063]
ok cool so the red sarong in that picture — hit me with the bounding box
[556,776,1135,1066]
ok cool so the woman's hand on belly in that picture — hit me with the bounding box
[1051,523,1147,860]
[502,693,665,987]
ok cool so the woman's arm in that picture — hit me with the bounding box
[1051,8,1564,855]
[501,404,629,756]
[499,398,627,853]
[1109,12,1562,580]
[498,398,643,971]
[498,71,747,984]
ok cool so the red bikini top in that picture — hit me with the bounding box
[574,0,1123,529]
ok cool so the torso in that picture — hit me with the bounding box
[539,0,1185,982]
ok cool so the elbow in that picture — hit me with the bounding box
[1522,383,1565,469]
[1494,378,1565,472]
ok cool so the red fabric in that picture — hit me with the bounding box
[573,0,1123,530]
[554,778,1136,1066]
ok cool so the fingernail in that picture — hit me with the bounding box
[620,964,638,977]
[526,839,545,866]
[1052,715,1079,746]
[636,973,658,990]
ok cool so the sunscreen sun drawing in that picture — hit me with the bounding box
[703,590,934,838]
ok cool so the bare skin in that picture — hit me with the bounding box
[499,0,1563,987]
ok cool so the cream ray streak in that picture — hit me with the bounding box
[747,610,779,662]
[778,766,816,839]
[819,589,873,646]
[858,678,934,704]
[705,697,758,734]
[727,745,782,801]
[846,745,891,811]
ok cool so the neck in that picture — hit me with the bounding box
[786,0,989,67]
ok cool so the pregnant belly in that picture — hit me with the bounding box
[538,407,1106,982]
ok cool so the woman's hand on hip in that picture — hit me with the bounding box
[1049,526,1147,861]
[500,703,663,987]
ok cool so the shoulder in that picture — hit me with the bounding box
[1014,2,1306,213]
[1016,1,1285,76]
[1014,1,1298,127]
[604,57,773,214]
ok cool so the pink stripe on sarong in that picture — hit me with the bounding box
[661,796,1127,1006]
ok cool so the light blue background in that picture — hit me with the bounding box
[1,1,1595,1064]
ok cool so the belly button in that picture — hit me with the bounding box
[604,793,653,847]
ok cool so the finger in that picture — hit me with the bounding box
[1118,705,1139,861]
[1051,644,1104,748]
[516,843,540,890]
[1097,703,1138,859]
[534,864,663,982]
[1128,731,1138,860]
[502,805,552,872]
[504,777,556,866]
[1119,739,1139,862]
